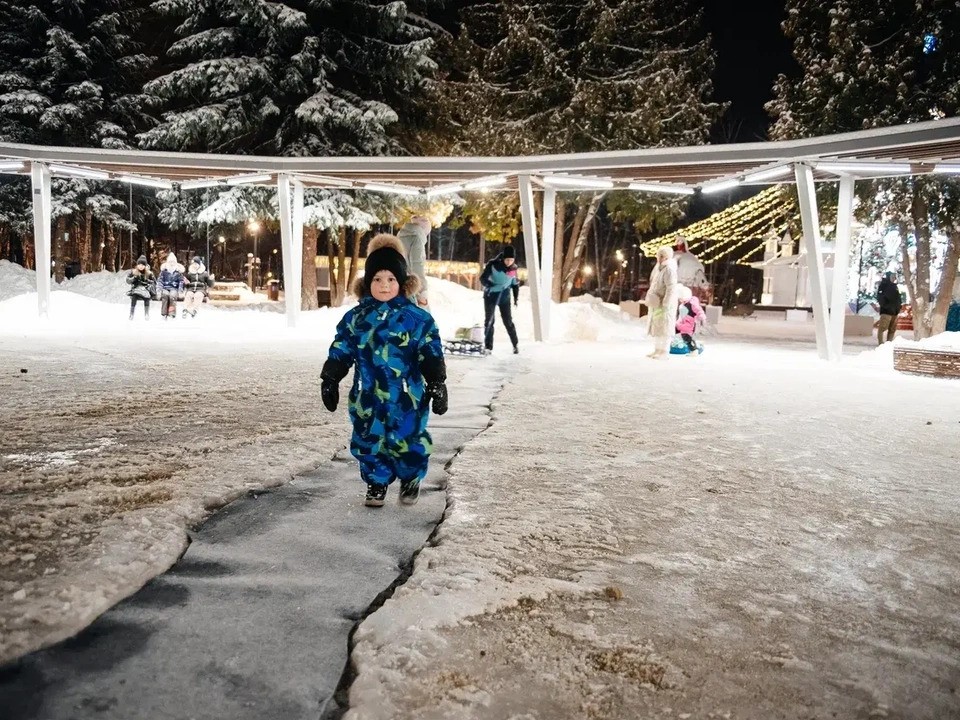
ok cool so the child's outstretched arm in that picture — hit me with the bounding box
[320,314,356,412]
[418,317,448,416]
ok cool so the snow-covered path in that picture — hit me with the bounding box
[347,340,960,720]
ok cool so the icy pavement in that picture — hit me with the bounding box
[345,339,960,720]
[0,355,509,720]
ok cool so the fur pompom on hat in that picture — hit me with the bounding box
[502,245,515,259]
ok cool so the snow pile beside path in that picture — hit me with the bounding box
[0,267,646,346]
[851,331,960,370]
[428,278,646,345]
[914,331,960,351]
[59,270,129,304]
[553,294,647,342]
[0,260,36,302]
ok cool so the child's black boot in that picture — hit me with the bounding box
[399,480,420,506]
[364,483,387,507]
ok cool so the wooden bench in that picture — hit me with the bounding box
[893,347,960,379]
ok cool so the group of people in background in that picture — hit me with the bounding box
[125,252,214,320]
[645,245,705,358]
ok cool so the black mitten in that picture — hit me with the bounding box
[320,357,351,413]
[426,381,448,415]
[321,379,339,412]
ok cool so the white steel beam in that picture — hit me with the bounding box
[539,186,556,340]
[517,175,544,341]
[829,175,856,360]
[277,173,304,328]
[30,162,52,318]
[793,163,832,360]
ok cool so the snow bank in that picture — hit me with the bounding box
[59,269,130,304]
[0,260,36,302]
[0,263,649,348]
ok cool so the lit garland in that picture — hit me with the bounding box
[641,187,799,264]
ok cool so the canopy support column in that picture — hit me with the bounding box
[30,162,52,318]
[829,174,856,360]
[794,162,832,360]
[518,174,544,341]
[539,185,556,340]
[277,173,304,328]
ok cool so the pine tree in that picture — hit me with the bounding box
[768,0,960,338]
[426,0,721,300]
[141,0,436,156]
[0,1,153,274]
[142,0,440,307]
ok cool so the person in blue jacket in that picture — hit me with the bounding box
[157,252,185,320]
[320,234,448,507]
[480,245,520,353]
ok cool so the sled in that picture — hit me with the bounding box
[444,325,488,357]
[443,338,488,357]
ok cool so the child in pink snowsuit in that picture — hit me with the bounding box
[676,285,705,354]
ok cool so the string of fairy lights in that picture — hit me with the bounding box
[640,186,799,264]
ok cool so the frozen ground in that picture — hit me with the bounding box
[0,268,644,665]
[2,262,958,719]
[347,339,960,720]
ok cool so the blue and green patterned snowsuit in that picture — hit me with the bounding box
[327,295,444,486]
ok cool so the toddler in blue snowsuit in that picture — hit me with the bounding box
[320,235,448,507]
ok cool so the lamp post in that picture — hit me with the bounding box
[247,219,261,289]
[218,235,226,278]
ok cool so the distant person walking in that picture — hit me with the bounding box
[876,271,902,345]
[645,246,679,358]
[480,245,520,354]
[157,252,185,320]
[397,215,431,309]
[182,256,214,318]
[125,255,155,320]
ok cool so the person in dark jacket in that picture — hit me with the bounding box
[480,245,520,354]
[125,255,155,320]
[876,271,902,345]
[157,252,185,320]
[320,234,447,508]
[182,256,214,318]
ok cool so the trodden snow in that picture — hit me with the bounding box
[1,262,958,719]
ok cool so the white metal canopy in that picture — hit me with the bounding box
[4,117,960,358]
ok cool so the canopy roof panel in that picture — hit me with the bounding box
[2,118,960,193]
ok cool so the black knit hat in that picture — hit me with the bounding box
[364,246,408,295]
[136,255,148,266]
[502,245,515,259]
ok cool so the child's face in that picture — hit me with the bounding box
[370,270,400,301]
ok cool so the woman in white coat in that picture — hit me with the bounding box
[645,246,679,358]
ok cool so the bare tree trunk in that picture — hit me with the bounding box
[559,195,604,303]
[104,224,119,272]
[909,187,933,339]
[347,229,362,292]
[53,216,66,282]
[930,228,960,336]
[80,210,93,273]
[301,225,318,310]
[23,230,35,270]
[552,199,566,301]
[558,203,587,301]
[336,227,348,306]
[327,229,340,306]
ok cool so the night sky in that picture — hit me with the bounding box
[702,1,796,143]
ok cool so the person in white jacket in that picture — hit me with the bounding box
[645,246,679,358]
[396,215,431,310]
